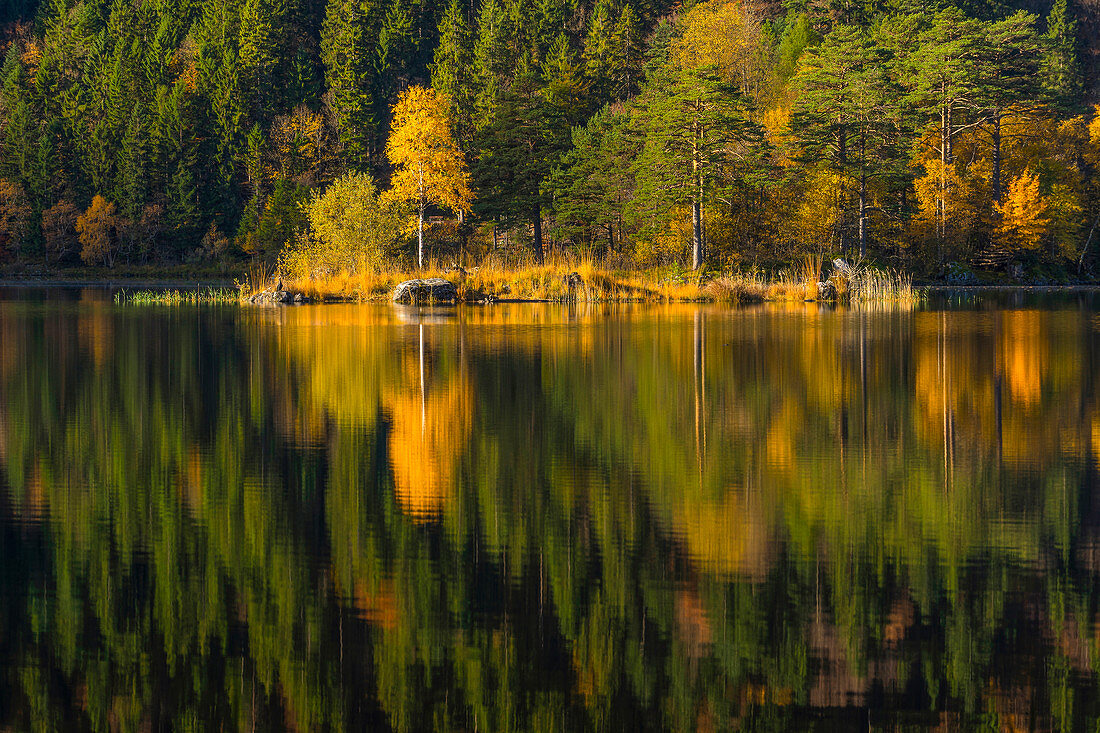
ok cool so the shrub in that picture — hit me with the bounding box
[281,172,406,278]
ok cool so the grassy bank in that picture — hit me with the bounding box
[260,256,920,306]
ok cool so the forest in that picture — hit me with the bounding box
[1,0,1099,278]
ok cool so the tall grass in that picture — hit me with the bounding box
[848,269,919,303]
[116,288,239,305]
[272,251,921,306]
[237,260,276,298]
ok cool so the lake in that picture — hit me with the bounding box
[1,288,1099,730]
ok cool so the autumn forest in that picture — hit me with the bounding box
[1,0,1099,278]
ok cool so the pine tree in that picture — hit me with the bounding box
[1040,0,1083,111]
[472,77,556,261]
[634,64,765,270]
[791,24,908,257]
[976,12,1042,205]
[550,104,639,254]
[903,8,984,245]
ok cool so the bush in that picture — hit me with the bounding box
[281,173,406,277]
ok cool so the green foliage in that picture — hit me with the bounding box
[550,104,639,255]
[632,64,766,268]
[471,77,563,261]
[237,177,310,258]
[283,171,405,276]
[1041,0,1083,110]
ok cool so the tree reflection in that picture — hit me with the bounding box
[0,299,1099,729]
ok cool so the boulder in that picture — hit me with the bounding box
[392,278,457,304]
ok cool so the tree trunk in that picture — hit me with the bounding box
[992,114,1002,204]
[691,197,703,271]
[837,126,848,255]
[939,101,948,246]
[417,164,425,269]
[532,203,543,263]
[859,129,866,259]
[417,203,424,269]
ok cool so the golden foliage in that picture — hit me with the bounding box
[76,195,121,266]
[671,488,773,578]
[19,38,40,77]
[1088,105,1100,151]
[669,0,775,106]
[385,86,472,216]
[268,105,327,182]
[995,169,1050,252]
[199,222,230,261]
[790,169,846,250]
[912,157,982,255]
[999,310,1048,407]
[0,179,32,256]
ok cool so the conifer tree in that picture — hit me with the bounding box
[430,0,474,144]
[550,105,639,254]
[792,24,907,257]
[976,12,1042,204]
[633,65,765,269]
[1041,0,1083,111]
[238,0,283,119]
[583,0,617,98]
[472,77,557,262]
[322,0,379,170]
[472,0,511,123]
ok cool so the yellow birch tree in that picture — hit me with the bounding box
[385,86,472,268]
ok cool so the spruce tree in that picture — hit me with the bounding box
[431,0,474,143]
[472,0,511,122]
[1041,0,1083,111]
[322,0,379,170]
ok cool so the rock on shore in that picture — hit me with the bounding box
[392,278,457,304]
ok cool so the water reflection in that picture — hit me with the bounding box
[1,294,1100,730]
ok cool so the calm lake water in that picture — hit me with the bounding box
[2,288,1100,730]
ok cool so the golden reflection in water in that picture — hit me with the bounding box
[385,341,473,520]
